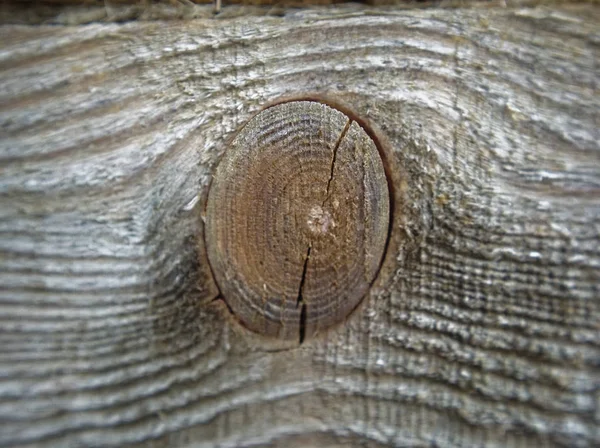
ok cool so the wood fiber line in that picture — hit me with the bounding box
[0,5,598,448]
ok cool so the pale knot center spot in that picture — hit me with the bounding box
[307,206,335,234]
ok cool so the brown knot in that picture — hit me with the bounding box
[205,100,390,343]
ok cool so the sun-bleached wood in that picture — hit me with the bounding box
[205,101,390,342]
[0,4,599,447]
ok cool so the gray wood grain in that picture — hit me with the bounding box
[0,4,599,447]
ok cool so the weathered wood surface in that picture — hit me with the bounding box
[1,4,599,447]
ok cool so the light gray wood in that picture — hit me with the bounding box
[0,4,599,447]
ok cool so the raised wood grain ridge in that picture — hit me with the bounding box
[0,4,599,447]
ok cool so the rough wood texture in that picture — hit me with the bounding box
[1,4,599,447]
[205,100,390,342]
[0,1,574,26]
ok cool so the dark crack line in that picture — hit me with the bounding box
[296,245,311,307]
[294,118,352,344]
[296,245,311,344]
[299,302,307,345]
[323,119,352,205]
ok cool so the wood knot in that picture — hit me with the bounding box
[205,100,390,342]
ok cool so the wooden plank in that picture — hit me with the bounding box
[0,4,599,447]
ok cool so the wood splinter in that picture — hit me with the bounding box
[204,100,390,342]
